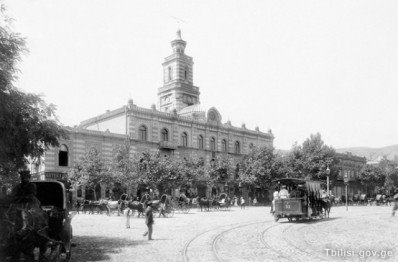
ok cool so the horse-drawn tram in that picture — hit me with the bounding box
[272,178,330,222]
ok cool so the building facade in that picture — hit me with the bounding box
[33,30,274,200]
[332,152,367,199]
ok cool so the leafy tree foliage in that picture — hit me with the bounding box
[357,164,386,194]
[0,5,68,186]
[109,143,137,187]
[176,157,205,189]
[284,133,338,182]
[133,152,189,194]
[68,148,111,199]
[206,155,234,186]
[238,146,285,189]
[384,169,398,193]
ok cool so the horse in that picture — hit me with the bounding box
[320,198,332,218]
[3,202,57,261]
[211,198,221,210]
[197,197,211,212]
[98,199,122,216]
[140,194,161,211]
[359,194,368,206]
[124,201,145,228]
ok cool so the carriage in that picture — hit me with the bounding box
[213,193,231,210]
[140,194,175,217]
[34,181,73,260]
[172,194,191,214]
[272,178,330,222]
[1,181,73,261]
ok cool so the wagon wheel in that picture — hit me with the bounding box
[165,207,175,217]
[181,203,190,214]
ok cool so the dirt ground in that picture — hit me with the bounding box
[70,204,398,262]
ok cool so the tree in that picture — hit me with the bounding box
[285,133,338,182]
[238,146,284,189]
[0,4,67,185]
[68,148,111,200]
[109,143,136,186]
[384,169,398,194]
[207,155,234,186]
[357,165,386,194]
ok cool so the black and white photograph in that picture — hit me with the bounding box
[1,0,398,261]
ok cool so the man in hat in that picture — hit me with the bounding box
[10,170,41,209]
[143,201,154,240]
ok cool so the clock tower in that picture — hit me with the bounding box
[158,30,200,112]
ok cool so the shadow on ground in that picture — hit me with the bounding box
[71,235,147,261]
[279,217,340,224]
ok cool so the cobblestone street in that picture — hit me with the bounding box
[71,205,398,262]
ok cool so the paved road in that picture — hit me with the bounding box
[71,205,398,262]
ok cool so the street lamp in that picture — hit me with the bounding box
[326,165,331,196]
[344,172,349,211]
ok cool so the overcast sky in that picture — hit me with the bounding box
[5,0,398,150]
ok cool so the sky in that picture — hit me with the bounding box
[4,0,398,150]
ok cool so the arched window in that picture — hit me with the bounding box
[58,144,68,166]
[139,125,147,141]
[210,137,216,151]
[168,66,172,81]
[181,132,188,147]
[161,128,169,141]
[234,141,240,154]
[221,139,227,152]
[198,135,204,149]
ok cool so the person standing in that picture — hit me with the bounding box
[240,196,245,209]
[143,201,154,240]
[271,187,279,213]
[11,170,41,209]
[392,189,398,217]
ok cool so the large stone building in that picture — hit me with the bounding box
[332,152,367,199]
[32,30,274,200]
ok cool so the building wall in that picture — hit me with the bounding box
[85,114,127,135]
[332,152,367,198]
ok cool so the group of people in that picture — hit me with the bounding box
[271,184,308,213]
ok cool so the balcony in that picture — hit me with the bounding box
[159,141,177,150]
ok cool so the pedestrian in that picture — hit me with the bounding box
[158,201,166,218]
[10,170,41,209]
[253,197,258,206]
[392,189,398,217]
[271,187,279,213]
[240,196,245,209]
[143,201,154,240]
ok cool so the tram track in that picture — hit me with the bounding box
[211,221,265,262]
[182,221,257,262]
[259,223,294,262]
[183,209,397,262]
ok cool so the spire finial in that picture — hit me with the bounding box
[176,29,182,40]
